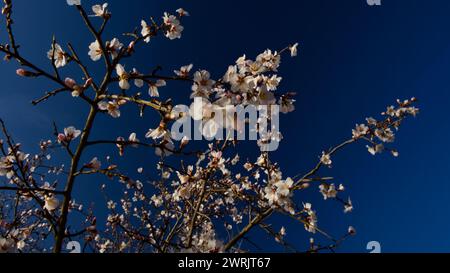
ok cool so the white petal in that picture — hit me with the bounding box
[119,79,130,90]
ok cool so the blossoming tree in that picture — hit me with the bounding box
[0,0,419,253]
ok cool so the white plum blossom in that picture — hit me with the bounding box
[98,100,126,118]
[319,184,338,200]
[91,3,110,18]
[367,144,384,156]
[264,187,279,206]
[0,156,14,178]
[366,117,378,126]
[320,152,332,166]
[352,124,369,139]
[88,40,102,61]
[141,20,152,43]
[256,49,281,72]
[163,12,184,40]
[44,196,60,211]
[289,43,299,57]
[191,70,215,98]
[227,71,252,93]
[374,127,395,143]
[89,38,123,61]
[62,126,81,142]
[131,68,144,88]
[174,64,193,78]
[116,64,130,90]
[47,43,67,68]
[151,195,163,207]
[255,154,267,167]
[264,75,283,91]
[344,198,354,213]
[0,237,15,253]
[279,96,296,113]
[257,87,277,105]
[274,177,294,197]
[163,12,180,26]
[208,150,229,175]
[128,133,139,144]
[176,8,190,17]
[87,157,102,170]
[149,80,166,97]
[177,171,190,185]
[67,0,81,6]
[106,38,123,59]
[303,203,318,234]
[173,185,191,201]
[145,126,172,143]
[264,177,294,210]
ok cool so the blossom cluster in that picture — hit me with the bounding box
[354,97,419,156]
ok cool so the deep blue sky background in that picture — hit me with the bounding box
[1,0,450,253]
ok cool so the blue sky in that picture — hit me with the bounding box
[1,0,450,252]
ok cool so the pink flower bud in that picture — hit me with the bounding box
[16,69,26,76]
[128,41,135,52]
[16,69,34,77]
[65,77,76,89]
[57,133,67,143]
[348,226,357,236]
[116,137,125,156]
[84,78,93,88]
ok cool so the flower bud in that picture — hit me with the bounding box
[180,136,190,149]
[348,226,356,236]
[300,183,310,189]
[127,41,135,53]
[16,69,34,77]
[64,77,76,89]
[57,133,67,143]
[84,78,93,88]
[71,90,81,97]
